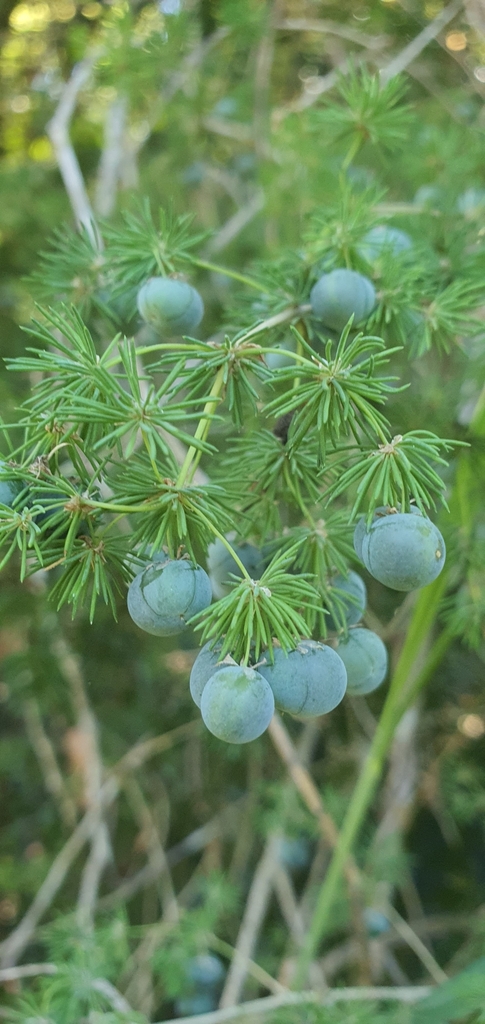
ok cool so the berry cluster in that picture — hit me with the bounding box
[120,270,448,746]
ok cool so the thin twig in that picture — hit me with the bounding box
[22,698,77,830]
[267,715,361,889]
[50,632,112,931]
[380,0,463,82]
[99,797,243,911]
[218,834,282,1008]
[209,934,287,997]
[276,18,388,50]
[92,977,134,1013]
[0,722,198,967]
[123,777,179,923]
[156,985,432,1024]
[203,191,265,256]
[386,907,448,985]
[47,49,102,245]
[94,95,128,217]
[0,963,57,981]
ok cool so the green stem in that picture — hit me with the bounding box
[241,305,312,343]
[176,365,226,488]
[191,258,269,294]
[293,572,449,989]
[342,132,364,171]
[104,342,204,369]
[184,501,251,581]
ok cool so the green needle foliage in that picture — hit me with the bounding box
[4,11,485,1013]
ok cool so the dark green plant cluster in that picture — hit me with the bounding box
[3,6,485,1015]
[0,66,480,748]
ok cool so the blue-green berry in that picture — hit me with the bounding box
[137,276,204,335]
[190,641,226,708]
[258,640,347,718]
[326,571,367,630]
[186,954,226,988]
[360,511,445,591]
[127,558,212,636]
[0,462,23,508]
[277,837,311,870]
[200,666,274,744]
[353,505,422,561]
[359,225,412,261]
[175,993,217,1016]
[310,269,376,333]
[364,908,390,936]
[336,627,388,696]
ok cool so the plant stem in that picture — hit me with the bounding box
[105,342,205,369]
[342,132,363,171]
[184,502,251,581]
[241,305,312,342]
[176,365,226,488]
[293,571,449,988]
[191,258,269,294]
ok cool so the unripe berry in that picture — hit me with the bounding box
[310,269,375,333]
[359,510,445,591]
[137,277,204,335]
[258,639,347,718]
[127,558,212,636]
[336,627,388,696]
[201,665,274,744]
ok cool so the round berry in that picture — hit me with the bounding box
[137,277,204,335]
[127,558,212,636]
[353,505,422,561]
[258,640,347,718]
[186,954,225,988]
[0,463,23,508]
[359,225,412,261]
[310,269,376,333]
[190,641,225,708]
[200,666,274,744]
[277,837,311,871]
[207,538,264,599]
[326,571,367,630]
[360,511,445,591]
[175,993,217,1016]
[364,908,390,936]
[335,628,388,696]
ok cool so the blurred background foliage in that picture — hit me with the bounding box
[2,0,485,1021]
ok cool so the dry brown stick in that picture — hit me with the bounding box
[209,934,287,997]
[47,48,102,245]
[0,722,198,967]
[273,867,327,991]
[0,775,118,968]
[218,833,282,1008]
[123,777,179,923]
[100,796,242,911]
[22,698,77,830]
[267,715,360,889]
[220,723,325,1007]
[50,631,112,931]
[156,985,433,1024]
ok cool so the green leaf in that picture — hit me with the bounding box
[192,545,320,663]
[265,325,400,455]
[412,959,485,1024]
